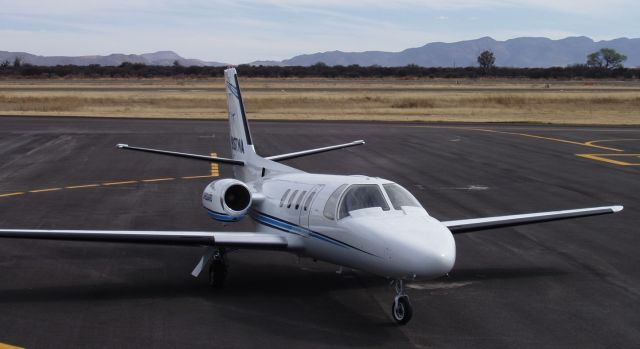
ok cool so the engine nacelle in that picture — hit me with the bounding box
[202,178,252,222]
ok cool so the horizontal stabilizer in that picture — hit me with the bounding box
[443,205,623,234]
[0,229,288,249]
[117,144,244,166]
[266,140,365,162]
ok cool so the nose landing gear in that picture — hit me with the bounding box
[391,279,413,325]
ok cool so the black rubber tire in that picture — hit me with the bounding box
[391,296,413,325]
[208,260,228,288]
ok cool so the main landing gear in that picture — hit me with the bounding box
[191,247,230,287]
[208,248,228,288]
[391,279,413,325]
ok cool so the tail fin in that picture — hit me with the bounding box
[223,68,301,181]
[225,68,255,161]
[225,68,267,181]
[117,68,300,182]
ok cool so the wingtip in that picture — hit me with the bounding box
[611,205,624,213]
[116,144,128,149]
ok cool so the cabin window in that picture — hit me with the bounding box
[279,189,291,207]
[338,184,390,219]
[303,192,316,211]
[295,191,307,210]
[287,190,298,209]
[383,183,421,210]
[323,184,348,220]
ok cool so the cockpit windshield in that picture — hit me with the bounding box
[338,184,390,219]
[382,183,421,210]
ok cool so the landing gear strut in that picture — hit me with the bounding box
[391,279,413,325]
[208,248,228,288]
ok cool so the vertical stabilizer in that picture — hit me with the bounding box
[223,68,301,182]
[225,68,257,181]
[225,68,255,161]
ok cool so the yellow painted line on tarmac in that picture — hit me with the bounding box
[210,153,220,177]
[576,154,640,166]
[182,175,216,179]
[142,177,175,183]
[65,184,100,189]
[2,172,216,200]
[102,180,139,186]
[29,187,62,193]
[471,128,624,152]
[584,138,640,148]
[0,342,24,349]
[2,150,219,199]
[403,125,624,151]
[0,192,25,198]
[403,125,640,166]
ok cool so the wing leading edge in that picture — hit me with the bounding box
[266,140,365,162]
[116,144,244,166]
[442,205,623,234]
[0,229,287,249]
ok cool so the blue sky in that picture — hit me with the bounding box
[1,0,639,63]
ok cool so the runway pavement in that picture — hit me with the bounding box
[3,87,640,93]
[0,116,638,348]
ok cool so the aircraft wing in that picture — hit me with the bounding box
[266,140,365,162]
[0,229,287,249]
[116,144,244,166]
[442,205,623,234]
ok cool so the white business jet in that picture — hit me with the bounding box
[0,68,623,324]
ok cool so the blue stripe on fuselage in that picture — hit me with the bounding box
[250,210,378,257]
[206,208,240,222]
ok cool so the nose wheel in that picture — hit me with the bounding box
[391,280,413,325]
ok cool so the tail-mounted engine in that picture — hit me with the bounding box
[202,178,252,222]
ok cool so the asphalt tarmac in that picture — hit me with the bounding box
[0,117,638,348]
[3,87,640,93]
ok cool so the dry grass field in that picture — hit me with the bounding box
[0,78,639,124]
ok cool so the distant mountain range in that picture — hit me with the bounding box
[0,50,226,67]
[260,36,640,68]
[2,36,639,68]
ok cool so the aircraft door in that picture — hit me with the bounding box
[299,185,323,227]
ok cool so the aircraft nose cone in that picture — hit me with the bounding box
[428,236,456,275]
[417,226,456,278]
[390,220,456,279]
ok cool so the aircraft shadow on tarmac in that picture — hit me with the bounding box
[0,262,569,345]
[0,263,567,304]
[449,267,568,282]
